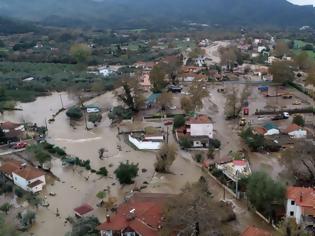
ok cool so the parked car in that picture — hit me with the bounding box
[292,100,301,105]
[271,112,289,121]
[239,118,246,126]
[13,141,27,149]
[282,94,293,99]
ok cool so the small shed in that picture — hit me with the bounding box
[74,203,94,218]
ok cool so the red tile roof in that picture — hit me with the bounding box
[98,193,173,236]
[241,226,272,236]
[284,124,302,134]
[74,203,94,216]
[287,187,315,216]
[14,166,45,180]
[233,160,247,166]
[253,127,267,135]
[0,160,23,176]
[0,122,21,130]
[186,115,211,125]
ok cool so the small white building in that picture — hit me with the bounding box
[286,187,315,227]
[0,161,46,193]
[216,159,251,182]
[257,46,267,53]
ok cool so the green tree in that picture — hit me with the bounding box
[246,172,285,218]
[150,64,167,93]
[70,43,91,65]
[70,216,100,236]
[269,61,295,85]
[88,113,102,126]
[0,203,12,215]
[15,188,23,198]
[155,143,177,173]
[96,191,106,200]
[292,115,305,127]
[96,167,108,176]
[179,137,193,149]
[66,106,83,120]
[114,161,139,184]
[294,51,311,71]
[173,115,185,129]
[20,210,36,227]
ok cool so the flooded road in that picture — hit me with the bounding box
[0,92,76,126]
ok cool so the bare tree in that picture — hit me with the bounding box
[188,80,208,111]
[155,143,177,173]
[157,91,173,111]
[282,141,315,186]
[162,178,236,236]
[180,96,194,114]
[224,88,241,119]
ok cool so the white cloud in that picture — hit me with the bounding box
[287,0,315,6]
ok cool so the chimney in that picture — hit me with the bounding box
[106,215,110,223]
[300,192,303,202]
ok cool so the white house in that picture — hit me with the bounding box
[128,128,164,150]
[186,115,214,139]
[0,161,46,193]
[286,187,315,227]
[284,124,307,139]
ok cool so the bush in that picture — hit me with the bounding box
[96,167,108,176]
[114,161,139,185]
[3,183,13,193]
[173,115,185,128]
[209,139,221,149]
[179,137,193,149]
[66,106,83,120]
[108,106,132,121]
[292,115,305,127]
[195,153,203,163]
[15,188,24,198]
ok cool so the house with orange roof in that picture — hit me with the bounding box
[286,186,315,231]
[283,124,307,139]
[0,160,46,193]
[97,192,173,236]
[176,115,214,148]
[241,226,272,236]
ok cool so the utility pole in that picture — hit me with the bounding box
[59,93,64,109]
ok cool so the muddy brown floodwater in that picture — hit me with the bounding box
[1,92,203,236]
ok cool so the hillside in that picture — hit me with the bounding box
[0,0,314,29]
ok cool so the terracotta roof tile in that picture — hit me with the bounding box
[74,203,94,216]
[187,115,211,125]
[0,160,23,176]
[287,187,315,215]
[14,166,45,180]
[284,124,302,134]
[98,193,173,236]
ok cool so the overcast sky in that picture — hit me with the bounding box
[287,0,315,5]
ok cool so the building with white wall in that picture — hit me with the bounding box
[186,115,213,139]
[0,161,46,193]
[286,187,315,230]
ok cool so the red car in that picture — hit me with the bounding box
[13,142,27,149]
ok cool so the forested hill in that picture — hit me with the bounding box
[0,0,314,29]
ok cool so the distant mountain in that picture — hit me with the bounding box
[0,0,314,29]
[0,16,38,34]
